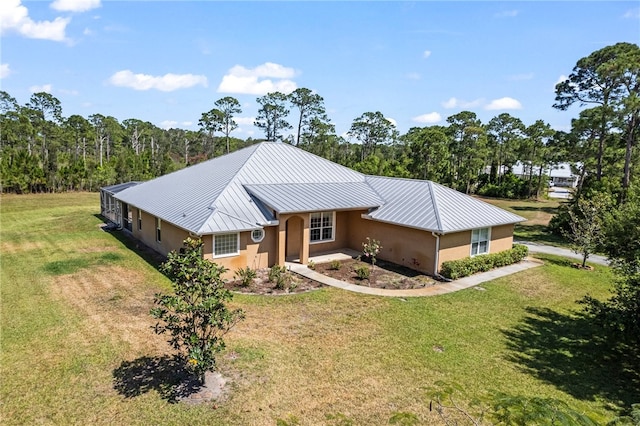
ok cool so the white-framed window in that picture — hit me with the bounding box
[471,227,490,256]
[214,233,240,257]
[137,209,142,230]
[251,229,265,243]
[156,218,162,242]
[310,211,335,243]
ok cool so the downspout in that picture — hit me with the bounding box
[431,231,441,276]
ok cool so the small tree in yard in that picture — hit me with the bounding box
[363,237,382,284]
[563,195,608,268]
[151,238,245,381]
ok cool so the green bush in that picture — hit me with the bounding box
[234,266,257,287]
[268,265,291,290]
[440,244,529,280]
[329,259,342,270]
[354,264,371,280]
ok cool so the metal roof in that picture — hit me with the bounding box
[244,182,384,214]
[101,181,141,195]
[364,176,525,234]
[114,142,525,235]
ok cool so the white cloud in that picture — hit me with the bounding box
[51,0,101,13]
[412,112,442,124]
[235,116,256,126]
[442,97,484,109]
[29,84,53,93]
[485,97,522,110]
[181,121,193,127]
[387,117,397,127]
[217,62,298,95]
[555,75,568,85]
[406,72,421,80]
[0,0,70,42]
[59,88,79,95]
[623,8,640,19]
[495,10,518,18]
[423,50,432,59]
[83,27,93,35]
[160,120,177,130]
[108,70,208,91]
[508,72,534,81]
[0,63,11,79]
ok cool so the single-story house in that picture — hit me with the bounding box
[511,162,579,188]
[102,142,525,278]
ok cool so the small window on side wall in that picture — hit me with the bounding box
[156,218,162,242]
[137,209,142,230]
[251,229,265,243]
[214,233,239,257]
[471,227,489,256]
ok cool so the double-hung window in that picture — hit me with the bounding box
[310,211,334,243]
[214,233,239,257]
[471,227,490,256]
[137,209,142,230]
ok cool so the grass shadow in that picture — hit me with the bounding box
[94,214,166,272]
[112,355,202,403]
[514,224,568,246]
[529,253,575,267]
[511,205,560,214]
[503,307,640,410]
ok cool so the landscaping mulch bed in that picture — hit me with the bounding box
[313,258,438,290]
[225,268,324,295]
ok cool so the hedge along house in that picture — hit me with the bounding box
[107,142,525,278]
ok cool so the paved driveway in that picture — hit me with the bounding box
[517,241,610,266]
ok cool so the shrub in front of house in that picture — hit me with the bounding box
[440,244,529,280]
[234,266,257,287]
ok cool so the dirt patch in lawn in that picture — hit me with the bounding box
[314,258,438,290]
[225,268,324,295]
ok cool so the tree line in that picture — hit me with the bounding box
[1,43,637,202]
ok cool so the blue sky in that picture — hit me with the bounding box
[1,1,638,140]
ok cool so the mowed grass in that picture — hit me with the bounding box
[1,193,634,425]
[476,196,569,246]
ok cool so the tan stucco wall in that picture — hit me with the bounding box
[489,224,515,253]
[202,227,278,279]
[308,211,351,255]
[438,224,516,271]
[131,208,189,257]
[129,207,515,279]
[438,230,473,269]
[345,212,439,275]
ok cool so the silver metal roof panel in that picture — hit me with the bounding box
[244,182,384,213]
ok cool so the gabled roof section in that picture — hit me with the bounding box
[114,142,369,234]
[244,182,384,214]
[364,176,525,234]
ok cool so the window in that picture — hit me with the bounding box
[471,227,490,256]
[214,233,239,257]
[251,229,265,243]
[156,218,161,242]
[310,211,334,243]
[137,209,142,230]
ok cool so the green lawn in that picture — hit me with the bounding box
[476,196,569,246]
[1,193,635,425]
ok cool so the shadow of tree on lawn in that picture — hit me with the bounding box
[503,307,640,409]
[112,355,202,403]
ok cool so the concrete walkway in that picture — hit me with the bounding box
[517,241,610,266]
[285,258,544,298]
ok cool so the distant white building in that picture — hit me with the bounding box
[511,162,579,188]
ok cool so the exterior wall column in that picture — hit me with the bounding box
[277,217,286,266]
[300,214,310,265]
